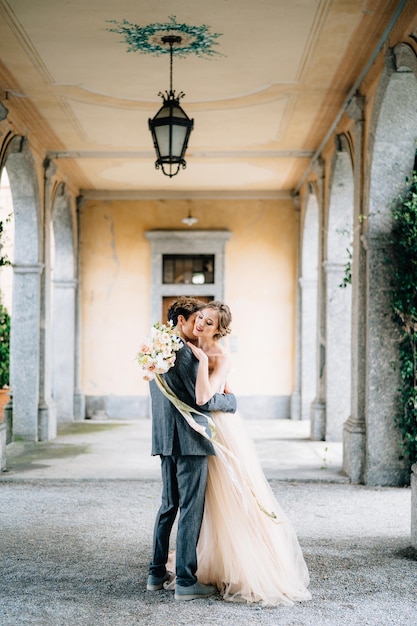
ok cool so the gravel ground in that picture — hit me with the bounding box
[0,479,416,626]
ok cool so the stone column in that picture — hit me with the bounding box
[299,277,318,421]
[74,198,85,420]
[359,58,417,485]
[290,195,301,419]
[362,234,407,485]
[323,261,352,441]
[309,166,326,440]
[3,140,50,441]
[38,160,57,441]
[290,286,302,420]
[310,287,325,441]
[52,279,77,421]
[343,94,367,483]
[11,263,42,440]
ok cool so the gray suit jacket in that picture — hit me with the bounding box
[149,343,237,456]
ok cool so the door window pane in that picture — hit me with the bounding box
[162,254,215,284]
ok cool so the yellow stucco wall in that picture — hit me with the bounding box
[80,198,297,401]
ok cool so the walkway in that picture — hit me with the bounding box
[0,419,415,625]
[1,418,345,482]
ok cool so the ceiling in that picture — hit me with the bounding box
[0,0,404,197]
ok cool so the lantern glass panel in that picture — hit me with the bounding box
[154,125,170,157]
[171,125,188,158]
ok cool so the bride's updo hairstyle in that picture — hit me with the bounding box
[203,301,232,340]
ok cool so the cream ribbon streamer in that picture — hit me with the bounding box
[154,374,279,521]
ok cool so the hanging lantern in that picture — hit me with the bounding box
[148,36,194,178]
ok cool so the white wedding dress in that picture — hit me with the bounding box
[156,374,311,606]
[195,410,311,606]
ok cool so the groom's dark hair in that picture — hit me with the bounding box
[167,297,204,326]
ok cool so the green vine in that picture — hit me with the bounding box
[0,215,11,387]
[390,172,417,469]
[0,218,10,267]
[339,247,352,288]
[0,300,10,388]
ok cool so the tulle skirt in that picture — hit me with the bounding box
[195,411,311,606]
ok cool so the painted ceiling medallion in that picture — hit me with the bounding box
[107,15,222,58]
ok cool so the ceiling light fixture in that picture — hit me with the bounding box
[148,35,194,178]
[182,210,198,226]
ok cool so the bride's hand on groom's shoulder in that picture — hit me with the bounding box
[187,341,208,363]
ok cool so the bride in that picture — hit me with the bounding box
[186,301,311,607]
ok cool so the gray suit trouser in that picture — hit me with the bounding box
[149,454,208,587]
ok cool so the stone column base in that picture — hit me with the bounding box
[412,464,417,550]
[38,401,57,441]
[310,400,325,440]
[73,392,86,421]
[4,396,13,445]
[343,416,366,484]
[290,391,301,420]
[0,422,6,471]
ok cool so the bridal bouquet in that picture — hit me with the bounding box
[136,321,182,381]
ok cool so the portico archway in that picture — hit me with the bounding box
[4,139,43,440]
[359,48,417,484]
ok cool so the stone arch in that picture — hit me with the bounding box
[3,138,42,440]
[51,183,77,422]
[367,50,417,235]
[300,191,319,420]
[362,48,417,484]
[323,139,354,441]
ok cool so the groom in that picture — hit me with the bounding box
[147,297,237,601]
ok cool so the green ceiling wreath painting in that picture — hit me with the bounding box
[107,15,223,58]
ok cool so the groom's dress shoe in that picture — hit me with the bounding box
[174,581,216,601]
[146,571,174,591]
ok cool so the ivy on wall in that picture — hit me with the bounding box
[391,172,417,470]
[339,247,352,288]
[0,216,11,388]
[0,301,10,388]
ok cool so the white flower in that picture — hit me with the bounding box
[136,321,181,381]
